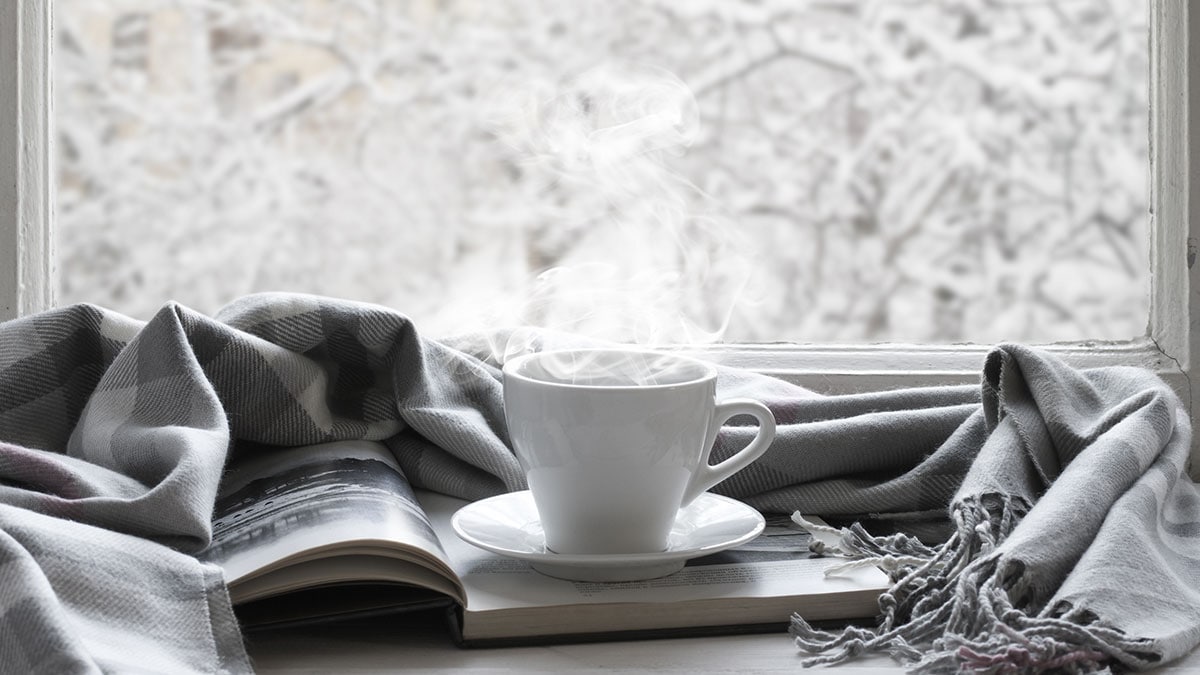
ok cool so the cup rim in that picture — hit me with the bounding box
[502,348,717,391]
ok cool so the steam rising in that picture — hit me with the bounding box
[511,349,710,388]
[480,62,757,365]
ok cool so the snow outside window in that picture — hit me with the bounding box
[55,1,1148,347]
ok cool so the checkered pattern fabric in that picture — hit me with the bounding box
[1,292,1198,673]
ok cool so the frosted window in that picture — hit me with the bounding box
[55,1,1149,344]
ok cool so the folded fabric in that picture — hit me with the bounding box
[0,293,1196,673]
[791,346,1200,672]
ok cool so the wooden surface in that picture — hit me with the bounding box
[0,0,53,321]
[245,616,1200,674]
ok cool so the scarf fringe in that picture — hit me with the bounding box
[790,496,1150,673]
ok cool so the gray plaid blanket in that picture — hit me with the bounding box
[1,293,1197,673]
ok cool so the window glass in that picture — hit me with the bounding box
[55,0,1148,344]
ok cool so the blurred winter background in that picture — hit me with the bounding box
[54,0,1149,345]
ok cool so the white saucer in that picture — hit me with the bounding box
[451,490,765,582]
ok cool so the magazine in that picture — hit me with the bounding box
[202,440,889,645]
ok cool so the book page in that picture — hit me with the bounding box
[203,440,461,602]
[418,491,886,613]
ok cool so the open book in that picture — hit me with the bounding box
[202,440,888,645]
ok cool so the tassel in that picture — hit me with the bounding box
[790,494,1119,672]
[791,495,1158,672]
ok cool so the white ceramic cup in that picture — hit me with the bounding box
[502,348,776,555]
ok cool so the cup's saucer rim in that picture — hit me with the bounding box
[450,490,765,568]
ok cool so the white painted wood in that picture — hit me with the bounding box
[1152,0,1191,368]
[244,620,1200,674]
[1187,0,1200,477]
[1151,0,1198,475]
[0,3,19,320]
[687,338,1178,391]
[0,0,54,321]
[20,0,54,319]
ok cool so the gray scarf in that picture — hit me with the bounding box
[791,347,1199,672]
[0,293,1195,673]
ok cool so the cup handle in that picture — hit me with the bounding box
[680,399,776,507]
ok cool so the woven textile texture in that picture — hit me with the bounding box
[0,293,1197,673]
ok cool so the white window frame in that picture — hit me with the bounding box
[0,0,53,320]
[3,1,1197,466]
